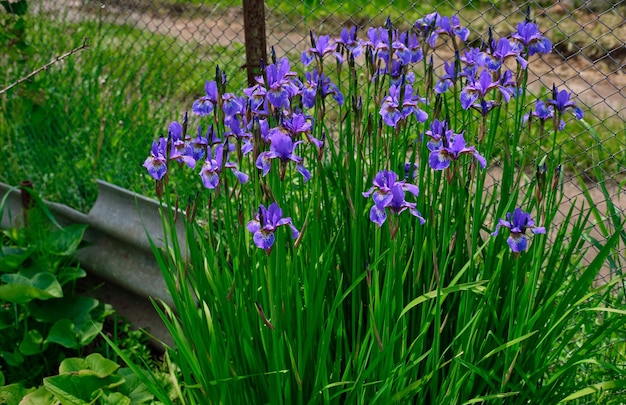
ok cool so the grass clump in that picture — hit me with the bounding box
[121,11,626,404]
[0,12,246,211]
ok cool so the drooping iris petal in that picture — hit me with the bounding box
[507,234,528,253]
[363,169,425,227]
[492,207,545,253]
[369,205,387,226]
[143,138,168,180]
[247,202,299,253]
[254,231,275,251]
[256,153,272,176]
[143,155,167,181]
[200,169,220,189]
[429,150,452,171]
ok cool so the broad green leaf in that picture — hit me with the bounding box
[43,355,125,404]
[20,386,57,405]
[31,296,105,346]
[51,315,105,348]
[0,246,31,272]
[30,295,100,324]
[102,391,131,405]
[0,272,63,304]
[77,320,105,346]
[46,319,79,349]
[1,349,23,367]
[0,383,35,405]
[46,224,88,256]
[0,369,4,386]
[99,332,176,405]
[59,353,121,378]
[19,329,47,355]
[43,374,124,405]
[56,266,87,286]
[116,368,155,403]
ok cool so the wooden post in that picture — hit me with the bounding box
[242,0,268,86]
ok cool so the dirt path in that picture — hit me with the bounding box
[37,1,626,118]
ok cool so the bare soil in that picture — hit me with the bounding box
[37,1,626,121]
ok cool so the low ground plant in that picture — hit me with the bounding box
[129,10,625,404]
[0,186,113,387]
[0,186,170,403]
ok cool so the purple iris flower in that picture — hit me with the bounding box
[282,112,312,136]
[301,69,344,109]
[192,80,219,116]
[168,121,196,169]
[362,170,425,226]
[222,93,244,117]
[302,33,337,66]
[436,15,470,42]
[414,12,440,47]
[371,59,415,87]
[243,83,269,116]
[428,131,487,171]
[435,60,458,94]
[365,27,391,63]
[511,21,552,56]
[143,137,168,181]
[336,26,363,58]
[547,86,584,120]
[257,118,271,142]
[225,116,254,155]
[399,32,424,64]
[186,125,209,162]
[460,69,515,113]
[404,162,419,181]
[460,69,499,110]
[492,207,546,253]
[256,132,310,181]
[366,28,423,66]
[281,112,323,149]
[525,99,554,121]
[379,84,428,127]
[489,37,528,70]
[460,47,487,78]
[524,99,565,130]
[264,58,299,110]
[199,143,249,190]
[498,69,518,97]
[423,119,455,150]
[247,203,299,252]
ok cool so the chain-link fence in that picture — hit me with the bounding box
[1,0,624,267]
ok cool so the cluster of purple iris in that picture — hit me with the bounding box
[144,13,582,254]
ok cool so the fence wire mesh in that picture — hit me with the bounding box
[0,0,624,282]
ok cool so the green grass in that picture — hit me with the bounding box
[0,14,246,211]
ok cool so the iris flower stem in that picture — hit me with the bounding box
[504,255,521,386]
[511,68,529,191]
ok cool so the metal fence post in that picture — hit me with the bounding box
[242,0,268,86]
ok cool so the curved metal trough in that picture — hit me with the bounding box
[0,180,182,347]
